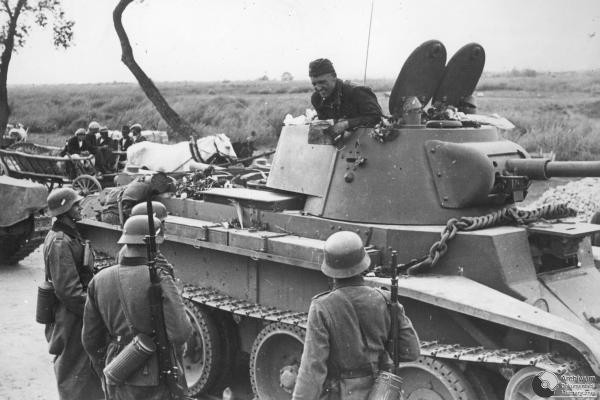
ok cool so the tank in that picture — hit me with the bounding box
[78,41,600,399]
[0,176,50,265]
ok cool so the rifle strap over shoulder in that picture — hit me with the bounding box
[115,266,139,336]
[333,289,377,377]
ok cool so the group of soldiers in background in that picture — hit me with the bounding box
[60,121,146,176]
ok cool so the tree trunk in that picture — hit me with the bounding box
[0,0,27,133]
[113,0,198,138]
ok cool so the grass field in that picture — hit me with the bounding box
[12,69,600,160]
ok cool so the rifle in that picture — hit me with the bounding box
[389,251,400,375]
[144,198,187,399]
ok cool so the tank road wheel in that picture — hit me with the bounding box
[397,357,477,400]
[182,300,222,396]
[465,368,500,400]
[250,322,305,399]
[502,366,587,400]
[504,367,548,400]
[211,312,239,392]
[72,174,102,195]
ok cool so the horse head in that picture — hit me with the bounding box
[195,134,237,165]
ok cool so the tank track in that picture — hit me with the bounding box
[5,214,51,265]
[87,255,586,378]
[181,284,584,375]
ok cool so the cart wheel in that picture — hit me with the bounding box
[72,174,102,195]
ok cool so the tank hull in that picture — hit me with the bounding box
[79,193,600,399]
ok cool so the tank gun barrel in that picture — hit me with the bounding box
[506,158,600,179]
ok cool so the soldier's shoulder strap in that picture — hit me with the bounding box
[312,290,331,300]
[373,287,392,306]
[115,266,140,336]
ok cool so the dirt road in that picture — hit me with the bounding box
[0,246,58,400]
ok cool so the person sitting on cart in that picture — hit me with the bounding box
[60,128,97,179]
[119,125,134,152]
[85,121,110,176]
[60,128,93,157]
[85,121,100,149]
[97,126,115,172]
[130,123,147,144]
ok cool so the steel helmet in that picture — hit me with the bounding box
[118,215,164,245]
[47,187,83,217]
[88,121,101,131]
[321,231,370,278]
[131,201,168,221]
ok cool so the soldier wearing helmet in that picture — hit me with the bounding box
[309,58,382,143]
[42,188,104,400]
[115,201,169,264]
[82,215,192,400]
[292,231,420,400]
[130,201,168,235]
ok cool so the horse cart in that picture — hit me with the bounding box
[0,143,119,195]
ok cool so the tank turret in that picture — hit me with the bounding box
[267,124,600,224]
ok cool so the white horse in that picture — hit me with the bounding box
[126,133,237,172]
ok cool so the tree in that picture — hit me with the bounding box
[0,0,73,132]
[113,0,197,138]
[281,72,293,82]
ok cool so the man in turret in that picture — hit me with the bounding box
[309,58,382,141]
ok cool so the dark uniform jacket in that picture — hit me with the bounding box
[311,79,382,129]
[85,131,98,150]
[60,135,94,156]
[132,134,147,144]
[292,276,420,400]
[43,216,103,400]
[82,256,192,399]
[119,136,134,152]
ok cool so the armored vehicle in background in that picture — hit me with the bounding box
[79,41,600,399]
[0,176,50,265]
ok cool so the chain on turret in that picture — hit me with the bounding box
[405,203,577,275]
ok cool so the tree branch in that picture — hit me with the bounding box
[1,0,13,19]
[113,0,198,138]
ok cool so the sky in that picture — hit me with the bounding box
[6,0,600,84]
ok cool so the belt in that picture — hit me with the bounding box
[337,363,378,379]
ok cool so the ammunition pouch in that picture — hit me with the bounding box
[103,333,156,385]
[36,280,57,324]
